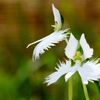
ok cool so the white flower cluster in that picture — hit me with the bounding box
[27,4,100,86]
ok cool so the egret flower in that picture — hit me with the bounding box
[27,4,69,60]
[45,34,100,85]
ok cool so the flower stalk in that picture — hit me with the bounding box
[82,84,90,100]
[68,78,73,100]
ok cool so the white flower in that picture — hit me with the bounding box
[64,33,97,84]
[45,59,100,85]
[65,34,93,60]
[45,34,100,86]
[27,4,69,60]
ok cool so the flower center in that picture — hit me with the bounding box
[73,51,83,62]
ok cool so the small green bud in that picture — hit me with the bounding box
[51,23,62,31]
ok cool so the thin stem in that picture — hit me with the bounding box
[68,78,73,100]
[82,84,90,100]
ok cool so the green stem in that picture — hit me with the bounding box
[82,84,90,100]
[68,78,73,100]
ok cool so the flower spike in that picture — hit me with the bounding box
[27,4,100,88]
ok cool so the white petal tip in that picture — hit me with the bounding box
[32,55,39,61]
[83,81,88,85]
[80,33,93,59]
[26,45,30,48]
[26,42,35,48]
[52,4,55,8]
[44,79,53,86]
[52,3,62,25]
[44,81,50,86]
[65,74,71,82]
[27,38,43,48]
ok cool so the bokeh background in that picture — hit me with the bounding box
[0,0,100,100]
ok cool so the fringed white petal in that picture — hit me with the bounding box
[80,34,93,59]
[52,4,62,25]
[45,60,71,85]
[65,34,78,59]
[78,66,90,84]
[78,59,100,84]
[85,60,100,80]
[33,30,68,60]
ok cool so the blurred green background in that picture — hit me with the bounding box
[0,0,100,100]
